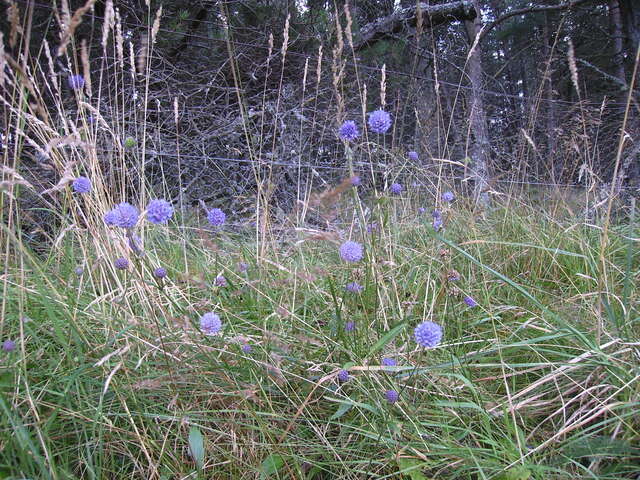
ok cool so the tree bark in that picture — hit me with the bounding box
[608,0,627,85]
[354,1,476,50]
[463,1,491,207]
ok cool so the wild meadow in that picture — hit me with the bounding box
[1,1,639,479]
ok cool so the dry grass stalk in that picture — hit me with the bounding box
[128,40,136,80]
[151,6,162,45]
[57,0,97,56]
[281,14,290,63]
[6,1,22,49]
[567,38,580,97]
[315,44,323,87]
[80,39,92,96]
[101,0,114,49]
[115,9,124,65]
[381,63,387,107]
[308,176,353,210]
[0,32,6,88]
[331,11,345,120]
[344,3,354,51]
[137,33,148,77]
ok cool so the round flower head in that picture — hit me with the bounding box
[200,312,222,336]
[418,207,426,215]
[447,270,461,282]
[237,262,249,273]
[207,208,226,227]
[339,241,363,263]
[68,74,85,90]
[350,175,361,187]
[344,321,356,332]
[408,151,419,161]
[105,202,139,229]
[442,191,455,202]
[345,281,363,293]
[214,275,227,287]
[146,199,174,224]
[414,321,443,348]
[339,120,360,141]
[385,389,399,403]
[75,266,84,276]
[153,267,167,279]
[114,257,129,270]
[366,222,379,234]
[2,339,16,352]
[381,357,397,367]
[463,295,478,307]
[433,216,443,232]
[72,176,91,193]
[241,344,253,354]
[368,109,392,134]
[390,183,403,195]
[337,369,350,382]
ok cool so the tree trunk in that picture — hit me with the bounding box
[609,0,627,85]
[463,0,491,207]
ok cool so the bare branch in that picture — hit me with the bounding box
[353,1,477,51]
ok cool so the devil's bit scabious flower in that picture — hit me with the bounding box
[344,321,355,332]
[237,262,249,273]
[346,281,363,293]
[418,207,426,215]
[340,241,363,262]
[114,257,129,270]
[367,222,379,234]
[68,74,85,90]
[200,312,222,335]
[338,369,350,382]
[105,202,139,228]
[464,295,478,307]
[72,176,91,193]
[385,389,399,403]
[382,357,397,367]
[351,175,361,186]
[447,270,461,282]
[146,199,174,224]
[442,191,455,202]
[390,183,403,195]
[339,120,360,141]
[432,209,443,231]
[153,267,167,279]
[75,266,84,276]
[408,151,419,161]
[207,208,226,227]
[214,275,227,287]
[242,344,252,353]
[368,109,392,134]
[414,321,443,348]
[2,339,16,352]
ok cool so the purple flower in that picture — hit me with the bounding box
[385,389,399,403]
[153,267,167,279]
[105,202,139,229]
[200,312,222,335]
[2,339,16,352]
[345,281,363,293]
[418,207,426,215]
[390,183,403,195]
[366,222,379,234]
[207,208,226,227]
[75,266,84,276]
[114,257,129,270]
[128,234,144,256]
[368,109,392,134]
[408,151,419,161]
[339,120,360,141]
[237,262,249,273]
[214,275,227,287]
[414,321,443,348]
[68,74,85,90]
[339,241,363,262]
[72,176,91,193]
[442,191,455,202]
[337,369,350,382]
[351,175,361,187]
[382,357,396,367]
[432,209,443,231]
[447,270,461,282]
[463,295,478,307]
[146,199,174,224]
[241,344,253,353]
[344,321,355,332]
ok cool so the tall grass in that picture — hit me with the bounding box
[1,3,639,479]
